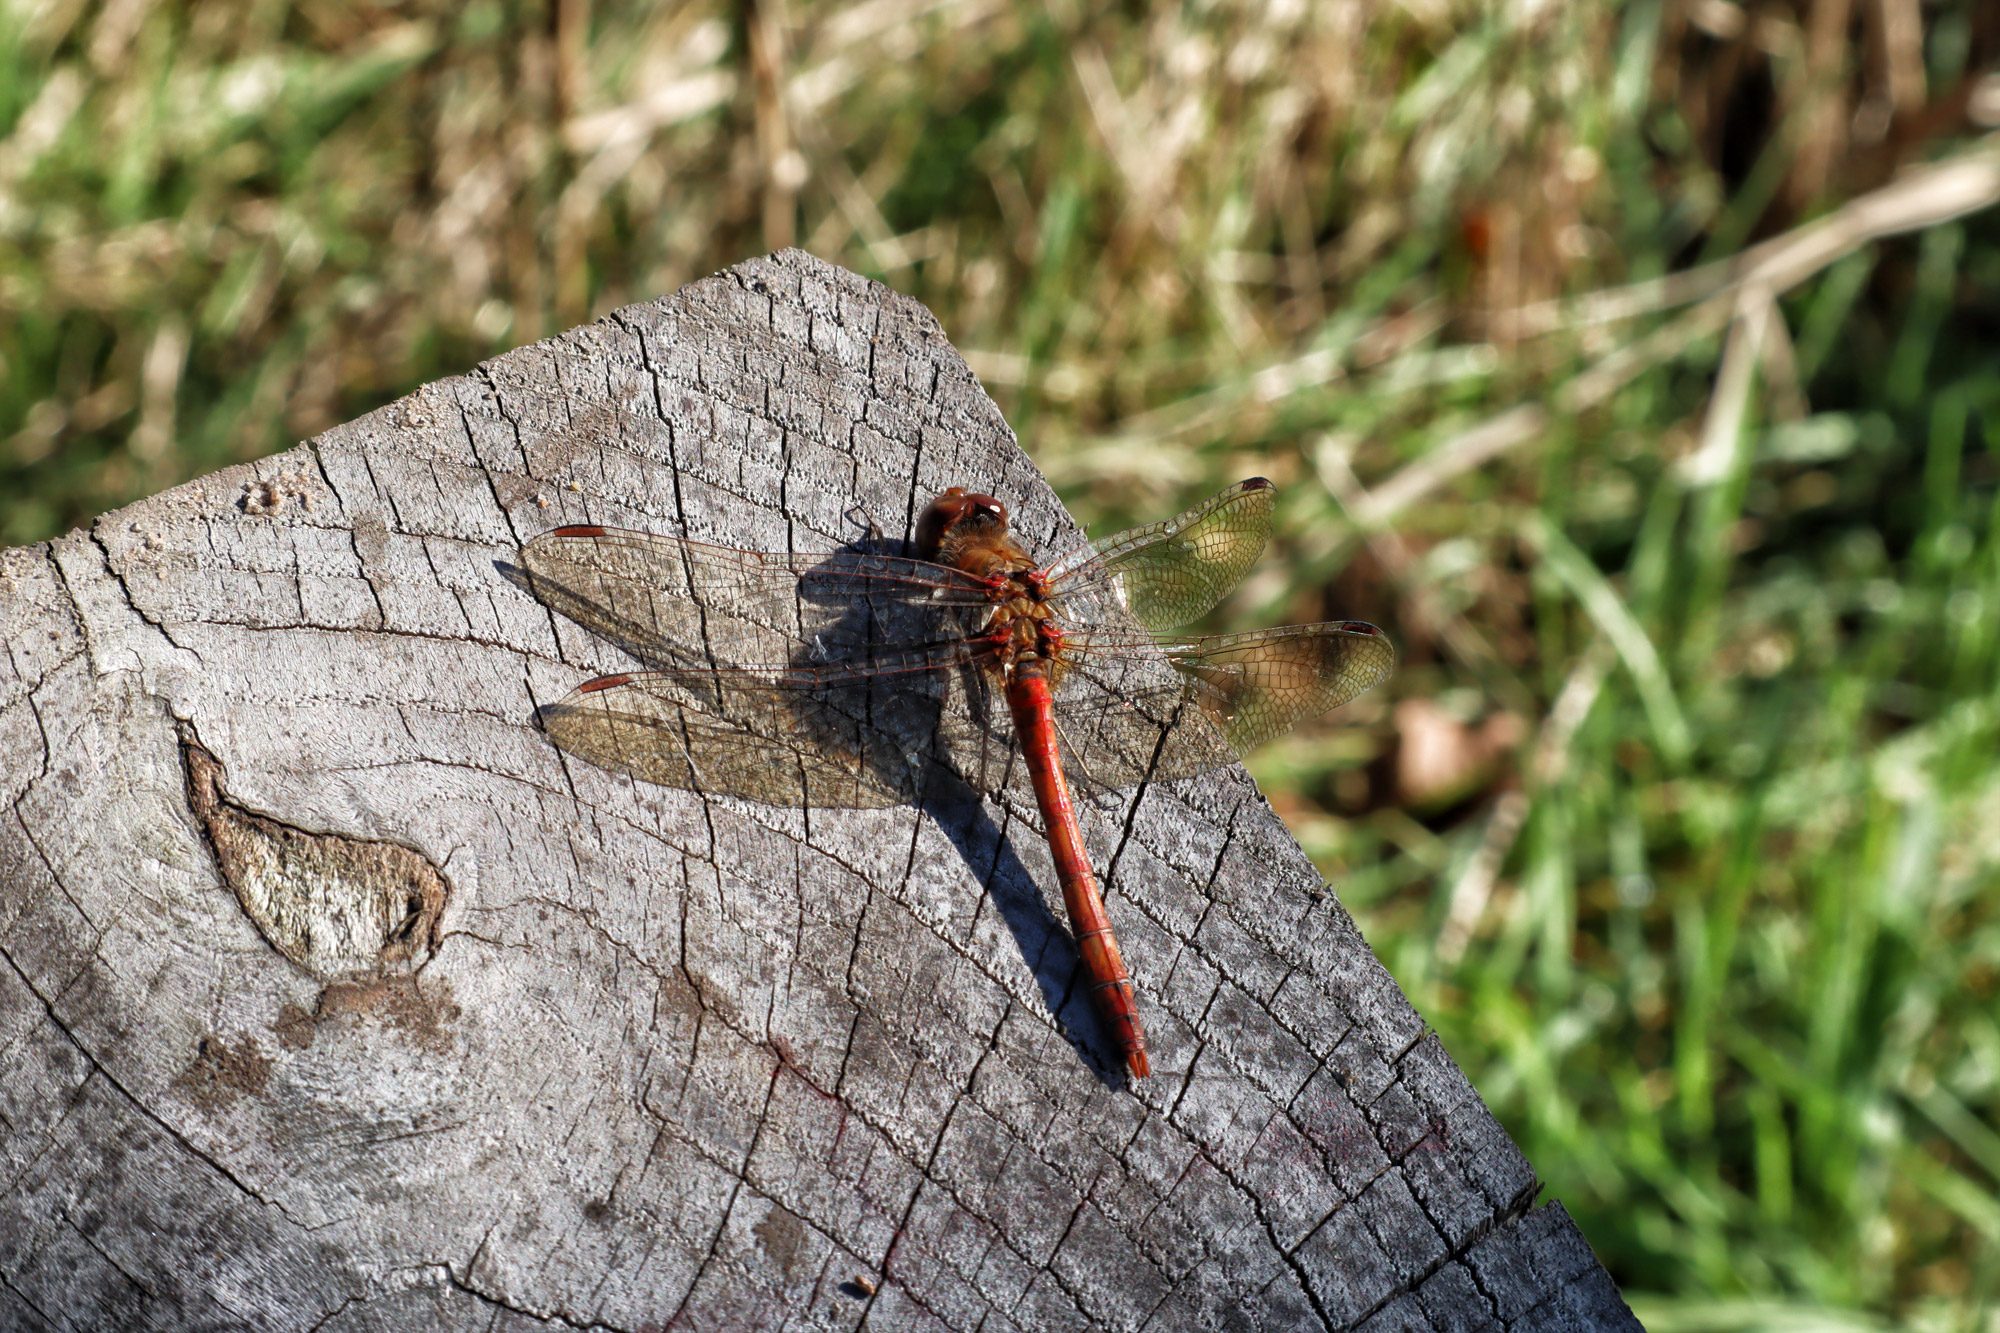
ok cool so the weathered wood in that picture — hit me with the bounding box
[0,250,1643,1331]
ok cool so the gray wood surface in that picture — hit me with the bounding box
[0,249,1643,1332]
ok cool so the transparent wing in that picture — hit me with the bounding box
[517,525,994,670]
[1162,621,1394,753]
[1045,478,1276,631]
[1048,620,1395,790]
[537,648,985,810]
[521,519,1391,813]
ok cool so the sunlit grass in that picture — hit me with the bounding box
[3,0,1997,1324]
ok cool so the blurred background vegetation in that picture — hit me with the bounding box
[4,0,1998,1326]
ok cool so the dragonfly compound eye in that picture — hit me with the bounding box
[913,488,968,559]
[915,488,1010,560]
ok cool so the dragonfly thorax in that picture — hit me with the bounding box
[967,573,1068,684]
[919,487,1066,681]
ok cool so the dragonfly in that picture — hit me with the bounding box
[518,478,1393,1080]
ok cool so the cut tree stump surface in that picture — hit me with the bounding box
[0,250,1643,1332]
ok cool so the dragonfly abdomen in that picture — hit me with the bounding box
[1005,665,1150,1080]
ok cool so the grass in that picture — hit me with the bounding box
[4,0,1998,1325]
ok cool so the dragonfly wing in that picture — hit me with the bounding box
[1045,478,1276,631]
[1047,665,1237,795]
[1048,621,1394,790]
[518,526,993,670]
[539,656,973,811]
[1161,621,1394,754]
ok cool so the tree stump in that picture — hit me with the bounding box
[0,250,1643,1331]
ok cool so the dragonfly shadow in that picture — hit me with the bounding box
[503,533,1128,1085]
[914,770,1128,1091]
[773,546,1133,1086]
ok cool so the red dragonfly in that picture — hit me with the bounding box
[519,479,1392,1080]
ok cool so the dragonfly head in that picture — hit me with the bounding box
[915,487,1010,562]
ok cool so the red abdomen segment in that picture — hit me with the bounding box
[1006,670,1151,1079]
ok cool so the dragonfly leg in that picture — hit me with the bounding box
[1049,713,1110,796]
[843,502,884,544]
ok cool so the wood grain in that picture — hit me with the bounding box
[0,250,1643,1331]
